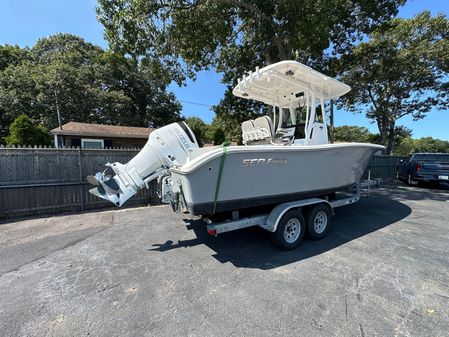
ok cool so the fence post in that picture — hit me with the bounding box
[78,147,85,211]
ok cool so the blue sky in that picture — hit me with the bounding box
[1,0,448,140]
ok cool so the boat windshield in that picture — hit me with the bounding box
[280,106,308,128]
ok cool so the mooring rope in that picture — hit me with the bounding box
[212,142,230,214]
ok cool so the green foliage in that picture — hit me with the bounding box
[334,126,371,143]
[97,0,404,76]
[206,110,243,145]
[212,128,226,146]
[395,137,449,155]
[185,115,240,146]
[0,33,182,140]
[332,124,447,156]
[0,61,38,137]
[6,114,52,146]
[185,116,210,147]
[97,0,405,123]
[339,11,449,154]
[0,45,30,71]
[334,124,412,150]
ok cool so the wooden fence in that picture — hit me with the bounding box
[0,146,404,219]
[0,146,158,218]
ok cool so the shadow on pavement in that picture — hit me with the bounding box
[382,180,449,202]
[149,193,412,269]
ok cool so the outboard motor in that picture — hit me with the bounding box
[88,122,198,206]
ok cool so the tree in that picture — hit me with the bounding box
[334,124,449,155]
[31,34,106,128]
[334,126,371,143]
[0,34,182,140]
[334,125,412,152]
[339,12,449,154]
[97,0,405,76]
[97,0,406,128]
[0,45,30,71]
[0,61,39,138]
[5,114,52,146]
[185,116,210,146]
[395,137,449,155]
[93,51,183,127]
[207,111,243,144]
[213,128,226,145]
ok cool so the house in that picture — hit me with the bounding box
[51,122,152,149]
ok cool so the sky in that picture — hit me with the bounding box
[0,0,448,140]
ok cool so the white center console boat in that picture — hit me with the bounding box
[88,60,384,249]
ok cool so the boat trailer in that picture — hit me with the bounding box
[204,179,381,250]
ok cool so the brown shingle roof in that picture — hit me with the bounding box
[51,122,152,139]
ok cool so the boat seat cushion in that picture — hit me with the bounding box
[241,120,254,133]
[242,116,274,144]
[254,116,274,139]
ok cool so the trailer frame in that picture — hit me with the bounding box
[204,179,381,249]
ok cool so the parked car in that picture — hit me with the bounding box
[397,153,449,186]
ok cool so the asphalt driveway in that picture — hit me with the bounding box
[0,183,448,337]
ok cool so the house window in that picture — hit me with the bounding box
[81,138,104,149]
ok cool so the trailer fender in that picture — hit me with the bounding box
[263,198,333,232]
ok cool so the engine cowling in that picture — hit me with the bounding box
[88,122,198,206]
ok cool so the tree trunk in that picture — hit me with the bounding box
[379,125,388,148]
[386,121,396,155]
[376,111,389,150]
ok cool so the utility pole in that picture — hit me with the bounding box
[329,99,334,143]
[54,88,63,130]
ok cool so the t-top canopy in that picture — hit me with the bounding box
[232,60,351,106]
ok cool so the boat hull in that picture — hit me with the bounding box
[171,143,383,215]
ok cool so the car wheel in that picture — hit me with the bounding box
[407,174,416,186]
[306,204,332,240]
[271,210,305,250]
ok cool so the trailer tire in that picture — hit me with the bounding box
[270,210,305,250]
[306,204,332,240]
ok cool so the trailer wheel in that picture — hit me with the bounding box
[306,204,332,240]
[270,210,305,250]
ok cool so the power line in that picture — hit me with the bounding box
[180,100,213,108]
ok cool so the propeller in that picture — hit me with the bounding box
[86,170,120,192]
